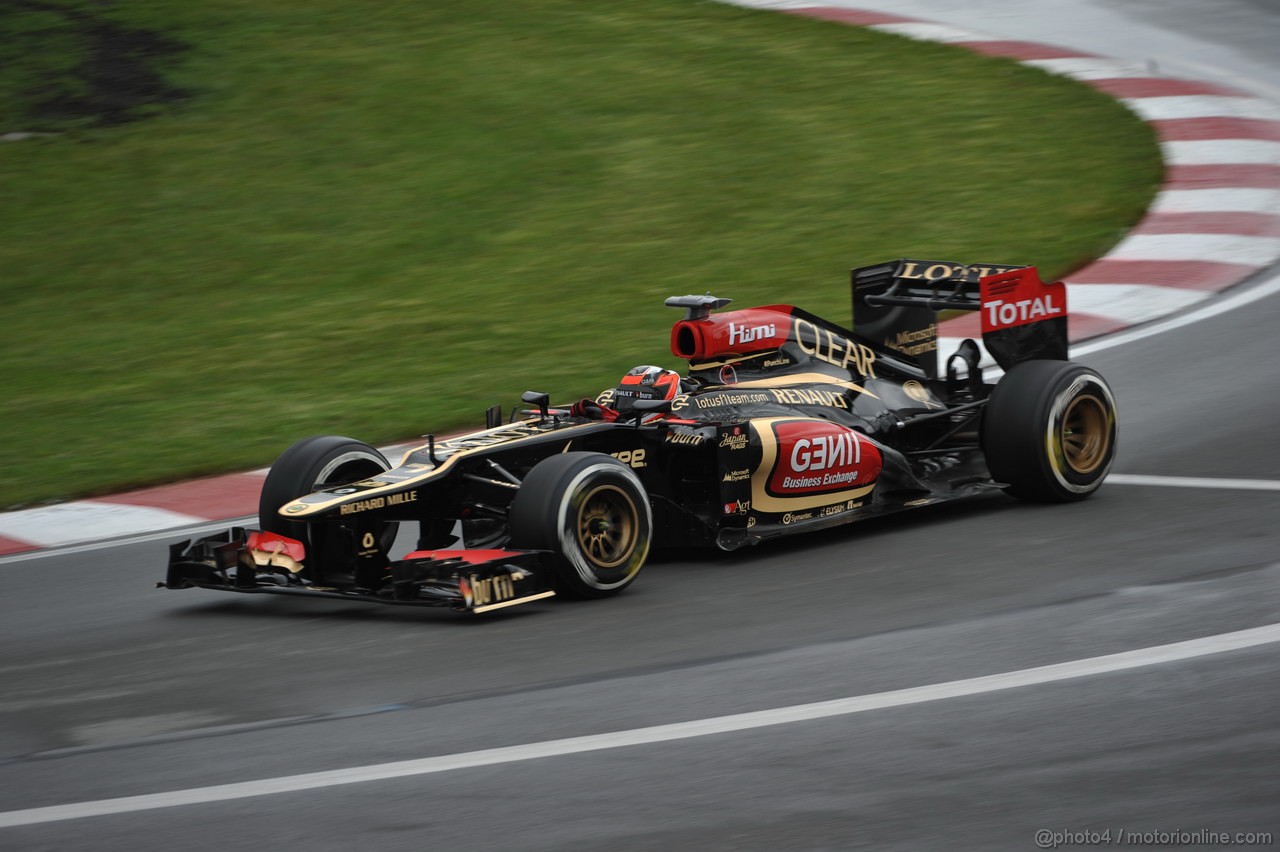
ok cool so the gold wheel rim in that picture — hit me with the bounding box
[1061,394,1110,475]
[576,484,638,570]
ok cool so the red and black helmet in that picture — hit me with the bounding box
[615,365,682,402]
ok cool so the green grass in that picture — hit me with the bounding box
[0,0,1161,508]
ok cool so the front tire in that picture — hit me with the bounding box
[982,360,1117,502]
[258,435,398,552]
[508,452,651,599]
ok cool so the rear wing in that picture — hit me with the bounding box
[851,258,1067,375]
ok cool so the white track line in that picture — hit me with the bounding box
[1152,188,1280,215]
[1162,139,1280,166]
[1108,474,1280,491]
[0,622,1276,829]
[1072,264,1280,352]
[1023,57,1154,81]
[1122,95,1280,122]
[7,269,1280,568]
[1168,55,1280,102]
[868,22,986,43]
[0,503,206,548]
[8,470,1278,564]
[1107,233,1280,266]
[0,519,255,566]
[1065,283,1207,324]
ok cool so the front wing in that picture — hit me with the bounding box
[163,529,555,614]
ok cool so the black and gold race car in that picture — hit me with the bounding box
[164,259,1116,614]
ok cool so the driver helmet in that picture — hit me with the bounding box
[614,365,682,403]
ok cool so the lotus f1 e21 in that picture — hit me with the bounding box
[163,259,1116,614]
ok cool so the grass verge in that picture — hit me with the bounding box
[0,0,1161,508]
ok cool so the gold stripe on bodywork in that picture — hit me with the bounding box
[473,590,557,613]
[726,372,878,399]
[278,421,600,519]
[393,417,543,466]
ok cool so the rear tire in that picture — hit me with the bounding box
[508,452,651,599]
[258,436,398,553]
[982,360,1117,502]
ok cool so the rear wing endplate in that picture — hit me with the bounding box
[852,258,1067,374]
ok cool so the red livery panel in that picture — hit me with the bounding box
[979,267,1067,333]
[764,420,882,498]
[245,530,305,562]
[671,306,794,361]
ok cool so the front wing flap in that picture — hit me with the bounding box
[163,529,555,614]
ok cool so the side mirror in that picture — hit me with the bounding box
[521,391,551,420]
[629,398,672,422]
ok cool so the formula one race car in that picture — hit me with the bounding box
[164,258,1116,614]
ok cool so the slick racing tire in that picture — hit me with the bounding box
[258,435,398,554]
[982,360,1117,502]
[508,452,651,599]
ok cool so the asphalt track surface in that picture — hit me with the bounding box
[3,3,1279,849]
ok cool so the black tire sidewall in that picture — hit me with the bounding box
[258,436,394,547]
[983,360,1117,502]
[509,453,651,598]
